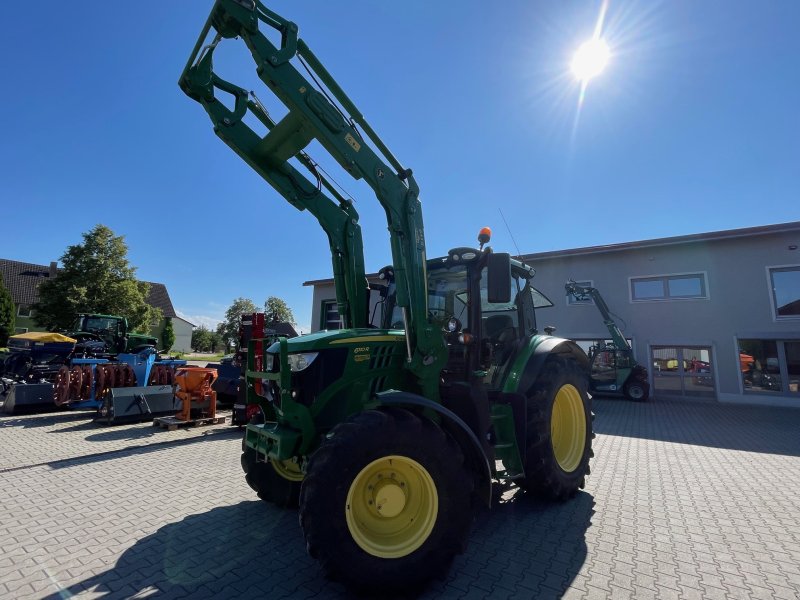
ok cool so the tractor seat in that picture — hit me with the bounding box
[484,314,516,368]
[484,314,515,342]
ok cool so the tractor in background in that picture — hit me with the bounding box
[180,0,593,590]
[67,313,159,356]
[565,281,649,401]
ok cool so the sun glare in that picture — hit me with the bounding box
[571,38,611,82]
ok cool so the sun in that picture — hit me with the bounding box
[571,38,611,82]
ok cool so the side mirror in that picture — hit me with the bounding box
[486,252,511,304]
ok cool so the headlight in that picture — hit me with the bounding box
[286,352,318,372]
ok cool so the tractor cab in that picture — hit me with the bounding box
[380,229,554,389]
[70,314,126,353]
[587,341,634,389]
[69,314,157,354]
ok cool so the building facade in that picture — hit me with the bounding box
[305,222,800,407]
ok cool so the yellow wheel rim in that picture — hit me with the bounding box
[271,459,304,482]
[346,455,438,559]
[550,384,587,473]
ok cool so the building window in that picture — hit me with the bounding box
[739,339,799,395]
[769,266,800,319]
[566,281,595,305]
[630,273,707,301]
[321,300,341,330]
[651,346,715,398]
[17,304,32,318]
[14,327,28,334]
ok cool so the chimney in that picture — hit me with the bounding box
[49,262,58,278]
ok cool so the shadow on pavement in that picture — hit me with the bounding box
[593,396,800,456]
[36,428,243,471]
[430,488,593,598]
[0,410,93,429]
[42,501,345,599]
[43,488,593,599]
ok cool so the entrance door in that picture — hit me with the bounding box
[651,346,715,399]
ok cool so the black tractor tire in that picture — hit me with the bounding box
[518,356,593,500]
[623,379,649,402]
[299,408,473,592]
[240,438,301,508]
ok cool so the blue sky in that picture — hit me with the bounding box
[3,1,798,334]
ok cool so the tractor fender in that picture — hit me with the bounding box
[373,390,493,507]
[507,336,590,398]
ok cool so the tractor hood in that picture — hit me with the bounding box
[270,328,406,354]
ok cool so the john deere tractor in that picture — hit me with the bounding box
[180,0,594,590]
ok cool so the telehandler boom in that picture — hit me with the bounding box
[565,281,650,401]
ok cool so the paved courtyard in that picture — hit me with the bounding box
[1,397,799,599]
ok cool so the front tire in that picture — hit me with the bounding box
[519,356,593,500]
[240,438,302,508]
[623,379,649,402]
[299,408,473,591]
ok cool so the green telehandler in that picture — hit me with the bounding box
[180,1,594,590]
[565,281,650,401]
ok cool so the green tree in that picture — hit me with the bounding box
[162,317,176,352]
[210,330,224,353]
[192,325,213,352]
[264,296,295,325]
[219,297,258,348]
[0,273,15,346]
[33,225,161,332]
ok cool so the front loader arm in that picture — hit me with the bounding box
[180,3,366,329]
[180,0,445,396]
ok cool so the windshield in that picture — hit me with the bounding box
[75,316,120,335]
[387,262,552,333]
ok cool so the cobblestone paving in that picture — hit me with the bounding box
[0,409,234,471]
[1,398,799,599]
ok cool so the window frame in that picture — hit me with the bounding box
[767,264,800,321]
[14,327,29,334]
[629,272,709,302]
[737,336,800,396]
[320,299,342,331]
[16,304,32,318]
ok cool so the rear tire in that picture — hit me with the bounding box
[240,438,301,508]
[299,408,473,591]
[519,356,593,500]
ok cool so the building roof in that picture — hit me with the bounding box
[144,282,177,318]
[302,221,800,286]
[0,259,53,305]
[0,258,179,318]
[303,273,383,287]
[519,220,800,262]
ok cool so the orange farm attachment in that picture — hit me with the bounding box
[173,367,218,421]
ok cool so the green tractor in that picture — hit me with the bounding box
[68,313,158,355]
[565,281,650,401]
[180,0,594,590]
